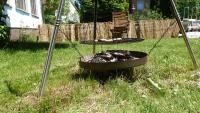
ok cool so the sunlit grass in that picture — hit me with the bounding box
[0,38,200,112]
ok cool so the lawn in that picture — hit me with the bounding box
[0,38,200,113]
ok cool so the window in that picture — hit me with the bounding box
[16,0,27,11]
[6,0,12,6]
[137,0,144,11]
[31,0,37,15]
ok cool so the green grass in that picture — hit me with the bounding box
[0,38,200,113]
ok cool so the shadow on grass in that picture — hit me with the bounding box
[72,68,145,85]
[1,42,75,51]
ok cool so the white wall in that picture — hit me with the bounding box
[4,0,43,28]
[63,1,80,23]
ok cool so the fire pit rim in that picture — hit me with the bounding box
[79,50,148,72]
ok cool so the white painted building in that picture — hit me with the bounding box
[67,0,80,23]
[62,0,80,23]
[4,0,43,28]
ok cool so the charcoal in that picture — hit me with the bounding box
[110,51,132,59]
[95,52,113,60]
[89,50,135,63]
[90,57,107,63]
[110,58,118,62]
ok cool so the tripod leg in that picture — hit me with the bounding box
[39,0,66,98]
[170,0,198,69]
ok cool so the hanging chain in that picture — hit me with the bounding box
[147,20,177,55]
[58,27,84,58]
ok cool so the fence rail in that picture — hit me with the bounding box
[10,19,180,42]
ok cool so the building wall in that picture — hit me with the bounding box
[62,1,80,23]
[67,1,80,23]
[4,0,43,28]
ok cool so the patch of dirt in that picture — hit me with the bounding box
[159,79,177,87]
[15,91,39,108]
[49,85,71,97]
[20,94,39,106]
[135,83,150,96]
[16,85,73,108]
[83,86,110,112]
[69,64,80,74]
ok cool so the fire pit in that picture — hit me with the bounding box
[80,50,147,72]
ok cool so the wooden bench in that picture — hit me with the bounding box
[111,11,130,38]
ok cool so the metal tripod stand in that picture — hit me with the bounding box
[39,0,198,98]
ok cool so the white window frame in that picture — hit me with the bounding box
[6,0,12,6]
[15,0,27,12]
[31,0,38,16]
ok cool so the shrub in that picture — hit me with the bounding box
[20,33,36,42]
[0,3,10,46]
[130,9,164,21]
[80,0,129,22]
[0,25,9,43]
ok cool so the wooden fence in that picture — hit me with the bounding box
[12,19,180,42]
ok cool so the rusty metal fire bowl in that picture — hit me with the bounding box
[79,50,147,72]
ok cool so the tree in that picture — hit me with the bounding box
[0,0,10,46]
[175,0,200,19]
[79,0,129,22]
[150,0,200,19]
[0,0,7,25]
[150,0,173,18]
[43,0,69,24]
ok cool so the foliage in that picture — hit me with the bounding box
[175,0,200,19]
[131,9,164,21]
[43,0,69,24]
[79,0,129,22]
[150,0,200,19]
[78,0,200,22]
[150,0,173,18]
[0,2,10,46]
[146,9,164,19]
[0,25,9,44]
[20,34,37,42]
